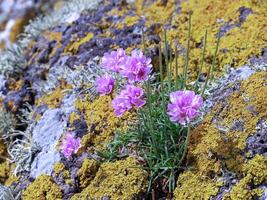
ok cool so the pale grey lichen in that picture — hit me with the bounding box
[0,184,16,200]
[0,108,16,141]
[0,44,26,76]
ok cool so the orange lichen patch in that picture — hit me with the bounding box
[7,79,24,91]
[64,32,94,54]
[75,95,136,150]
[36,80,72,109]
[77,158,99,188]
[223,155,267,200]
[167,0,267,79]
[174,71,267,199]
[71,157,148,200]
[22,175,62,200]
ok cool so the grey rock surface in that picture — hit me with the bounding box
[30,108,67,178]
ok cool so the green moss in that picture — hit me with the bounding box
[71,157,148,200]
[22,175,62,200]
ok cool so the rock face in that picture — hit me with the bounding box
[0,0,266,199]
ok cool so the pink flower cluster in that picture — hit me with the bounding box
[167,90,203,125]
[95,48,151,117]
[101,48,152,82]
[61,133,81,159]
[112,85,146,117]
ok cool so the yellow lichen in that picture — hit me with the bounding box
[69,112,80,124]
[0,161,10,184]
[64,32,94,54]
[22,175,62,200]
[166,0,267,79]
[117,15,141,29]
[75,95,136,150]
[174,171,223,200]
[43,31,63,58]
[223,155,267,200]
[77,158,99,188]
[71,157,148,200]
[174,71,267,199]
[53,162,72,185]
[36,80,72,109]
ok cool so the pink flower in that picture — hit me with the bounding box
[101,48,127,72]
[167,90,203,125]
[112,85,146,117]
[120,50,152,82]
[61,133,81,159]
[96,75,115,96]
[112,96,132,117]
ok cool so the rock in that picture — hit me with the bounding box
[30,108,67,178]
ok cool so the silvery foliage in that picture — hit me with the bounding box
[0,185,16,200]
[7,104,39,175]
[0,108,16,140]
[21,0,100,44]
[0,44,26,76]
[0,0,100,75]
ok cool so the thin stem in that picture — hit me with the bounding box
[182,13,192,89]
[175,43,179,90]
[194,29,207,91]
[210,33,220,80]
[201,61,212,96]
[159,43,164,90]
[179,125,191,165]
[201,32,220,95]
[164,29,171,91]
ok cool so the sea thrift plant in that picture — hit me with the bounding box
[120,49,152,82]
[167,90,203,125]
[112,85,146,117]
[61,133,81,159]
[101,48,127,72]
[95,75,115,96]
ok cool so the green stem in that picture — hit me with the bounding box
[201,33,220,95]
[182,13,192,89]
[159,43,164,90]
[175,43,179,90]
[180,125,191,164]
[210,33,220,80]
[194,29,207,91]
[164,29,171,91]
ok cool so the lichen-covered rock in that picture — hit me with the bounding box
[174,69,267,200]
[22,174,62,200]
[71,157,148,200]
